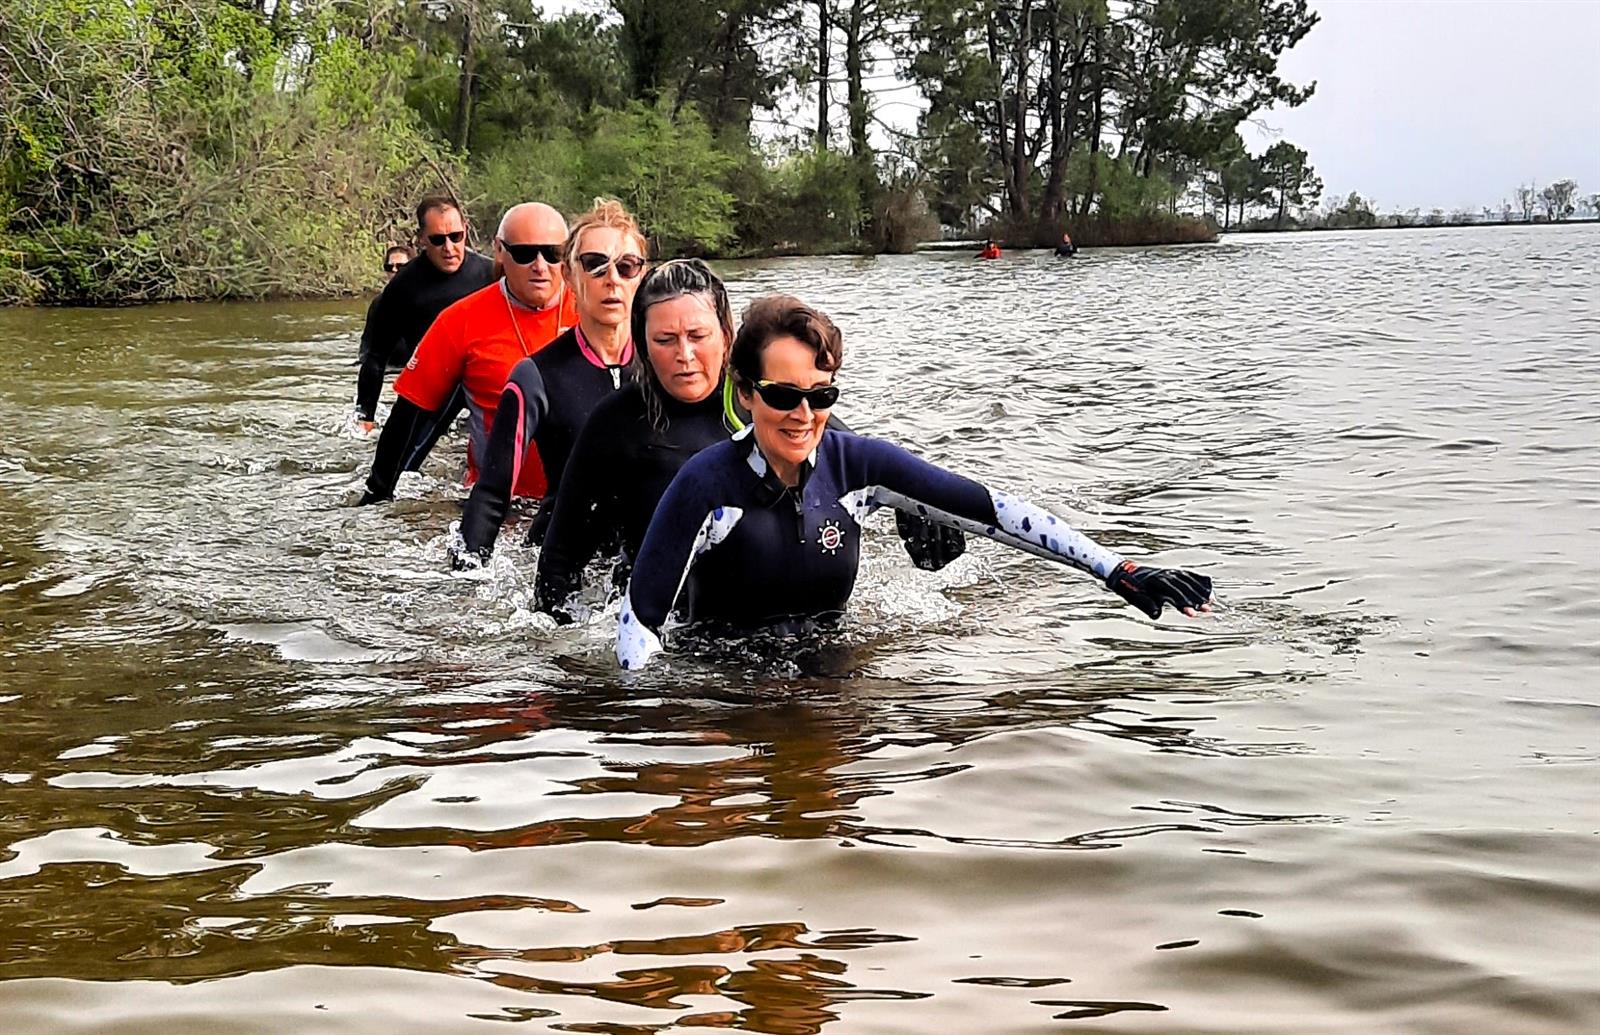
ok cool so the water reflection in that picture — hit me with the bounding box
[0,634,1325,1026]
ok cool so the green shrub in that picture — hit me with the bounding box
[468,102,735,255]
[0,0,455,304]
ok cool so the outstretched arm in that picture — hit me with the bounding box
[828,414,967,571]
[848,436,1212,617]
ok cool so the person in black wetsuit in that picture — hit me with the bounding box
[1054,232,1077,257]
[535,260,967,621]
[615,295,1214,670]
[455,200,648,563]
[532,259,740,614]
[355,194,493,460]
[355,244,413,359]
[381,243,413,282]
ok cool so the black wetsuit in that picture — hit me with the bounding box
[535,382,734,613]
[458,327,633,559]
[618,428,1122,669]
[358,294,385,363]
[356,251,493,421]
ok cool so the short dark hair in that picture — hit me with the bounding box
[730,295,843,391]
[385,243,415,262]
[415,193,462,231]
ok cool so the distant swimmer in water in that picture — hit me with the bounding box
[978,239,1002,260]
[615,295,1213,670]
[1055,232,1077,257]
[535,260,965,620]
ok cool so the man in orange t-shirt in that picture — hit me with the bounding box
[360,202,577,504]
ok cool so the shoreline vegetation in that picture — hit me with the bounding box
[0,0,1314,307]
[3,1,1593,307]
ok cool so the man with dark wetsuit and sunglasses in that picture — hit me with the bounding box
[355,195,493,441]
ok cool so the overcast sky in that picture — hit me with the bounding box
[1240,0,1600,212]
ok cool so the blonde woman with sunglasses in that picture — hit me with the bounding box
[455,198,650,565]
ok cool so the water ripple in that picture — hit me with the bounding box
[0,225,1597,1031]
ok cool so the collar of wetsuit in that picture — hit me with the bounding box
[659,379,725,419]
[737,431,813,507]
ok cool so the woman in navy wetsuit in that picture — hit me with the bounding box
[538,261,965,620]
[616,295,1213,669]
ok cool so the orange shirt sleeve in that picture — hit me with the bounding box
[394,294,472,412]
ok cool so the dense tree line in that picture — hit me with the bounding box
[2,0,1323,304]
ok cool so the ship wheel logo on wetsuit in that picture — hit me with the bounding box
[816,520,845,555]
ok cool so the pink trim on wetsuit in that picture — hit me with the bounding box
[574,325,634,369]
[507,381,529,495]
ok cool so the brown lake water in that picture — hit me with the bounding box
[1,226,1596,1033]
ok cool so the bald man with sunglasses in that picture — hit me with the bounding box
[355,194,493,434]
[359,202,577,505]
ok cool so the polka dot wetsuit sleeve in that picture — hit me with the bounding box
[839,435,1123,581]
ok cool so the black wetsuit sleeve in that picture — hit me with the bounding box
[534,412,616,616]
[620,462,723,646]
[360,396,438,504]
[458,361,550,560]
[356,287,402,420]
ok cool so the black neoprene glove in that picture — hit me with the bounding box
[895,511,967,571]
[1105,560,1213,619]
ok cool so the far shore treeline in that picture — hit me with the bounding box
[1,0,1587,307]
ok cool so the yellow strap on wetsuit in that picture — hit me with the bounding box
[722,377,745,432]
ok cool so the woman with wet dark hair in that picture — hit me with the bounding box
[533,259,739,616]
[615,295,1214,670]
